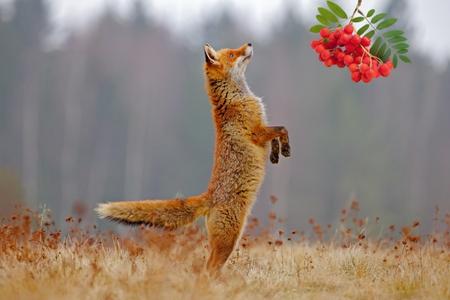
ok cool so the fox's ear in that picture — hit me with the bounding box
[204,43,219,65]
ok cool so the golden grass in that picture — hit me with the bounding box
[0,203,449,300]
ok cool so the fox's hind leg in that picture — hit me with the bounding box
[206,205,246,275]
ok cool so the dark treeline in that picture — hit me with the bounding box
[0,0,449,230]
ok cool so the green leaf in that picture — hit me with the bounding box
[316,14,331,26]
[394,43,409,50]
[399,55,411,63]
[365,30,376,39]
[357,24,370,35]
[372,13,387,23]
[377,18,397,30]
[367,9,375,18]
[370,37,382,55]
[318,7,339,23]
[327,1,347,19]
[310,24,325,33]
[377,43,387,58]
[393,54,398,68]
[389,36,407,43]
[351,17,364,22]
[397,48,409,54]
[382,48,392,62]
[384,30,404,38]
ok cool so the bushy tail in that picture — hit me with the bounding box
[95,194,208,230]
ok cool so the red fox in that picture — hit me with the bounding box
[96,43,291,274]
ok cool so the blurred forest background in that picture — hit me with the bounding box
[0,0,449,231]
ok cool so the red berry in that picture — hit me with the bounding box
[320,27,331,38]
[351,72,361,82]
[349,63,359,72]
[328,33,336,42]
[373,68,380,78]
[334,28,343,39]
[362,69,375,82]
[379,64,391,77]
[354,56,362,63]
[343,55,353,66]
[362,57,371,65]
[355,47,364,56]
[311,40,320,49]
[324,40,337,49]
[337,62,346,68]
[365,69,376,79]
[344,24,354,34]
[336,52,345,61]
[324,58,334,67]
[361,37,371,47]
[338,34,351,45]
[360,64,369,73]
[350,35,361,46]
[385,60,394,69]
[315,44,325,53]
[320,50,331,60]
[329,32,336,41]
[345,44,356,53]
[371,58,379,68]
[362,75,372,83]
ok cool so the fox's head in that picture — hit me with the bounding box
[203,43,253,81]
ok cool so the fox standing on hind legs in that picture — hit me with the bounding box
[96,43,291,274]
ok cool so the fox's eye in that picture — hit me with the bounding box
[229,53,234,59]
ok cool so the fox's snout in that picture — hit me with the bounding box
[238,43,253,56]
[243,43,253,60]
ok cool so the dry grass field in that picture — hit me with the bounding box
[0,201,449,300]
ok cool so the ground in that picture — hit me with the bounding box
[0,205,449,300]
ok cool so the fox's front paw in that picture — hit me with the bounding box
[270,151,279,164]
[270,139,280,164]
[281,143,290,157]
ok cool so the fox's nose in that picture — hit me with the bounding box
[247,43,252,47]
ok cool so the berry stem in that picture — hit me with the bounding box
[350,0,362,22]
[360,45,383,64]
[350,0,363,20]
[360,48,366,67]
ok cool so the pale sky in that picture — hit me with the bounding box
[0,0,449,67]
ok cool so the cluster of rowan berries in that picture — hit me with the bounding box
[310,24,393,83]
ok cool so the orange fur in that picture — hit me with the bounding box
[96,43,291,275]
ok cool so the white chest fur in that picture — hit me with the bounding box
[254,96,267,123]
